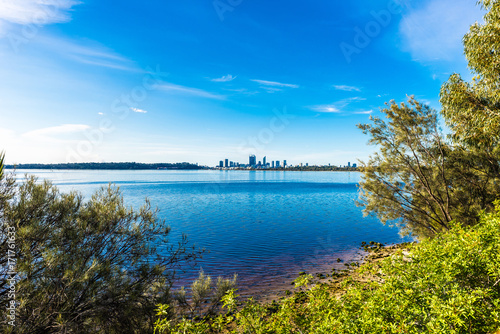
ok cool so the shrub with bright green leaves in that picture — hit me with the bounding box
[155,204,500,333]
[309,204,500,333]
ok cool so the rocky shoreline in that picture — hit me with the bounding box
[243,241,415,304]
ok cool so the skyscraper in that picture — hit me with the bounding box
[272,161,275,168]
[283,160,287,167]
[225,159,228,168]
[276,160,280,167]
[219,161,223,168]
[263,156,266,166]
[249,154,256,166]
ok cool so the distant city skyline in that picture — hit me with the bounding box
[0,0,484,166]
[216,154,355,169]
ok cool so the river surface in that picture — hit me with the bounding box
[12,169,411,297]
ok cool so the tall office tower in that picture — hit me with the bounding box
[249,154,256,166]
[219,161,223,168]
[352,163,357,168]
[230,161,234,167]
[283,160,287,167]
[225,159,229,168]
[348,162,351,167]
[276,160,280,167]
[272,161,275,168]
[263,156,266,166]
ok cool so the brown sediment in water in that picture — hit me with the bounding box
[233,248,365,303]
[237,242,414,304]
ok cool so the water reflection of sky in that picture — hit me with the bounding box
[9,169,410,296]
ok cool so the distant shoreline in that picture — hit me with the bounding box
[7,163,360,172]
[5,162,205,170]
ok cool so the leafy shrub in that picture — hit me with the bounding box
[0,172,200,333]
[155,204,500,333]
[155,271,237,333]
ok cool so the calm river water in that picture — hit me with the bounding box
[13,169,411,297]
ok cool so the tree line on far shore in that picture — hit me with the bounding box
[5,162,204,170]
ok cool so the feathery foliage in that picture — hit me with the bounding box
[440,0,500,148]
[358,0,500,237]
[356,97,500,237]
[0,174,201,333]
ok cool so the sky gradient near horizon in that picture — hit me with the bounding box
[0,0,485,166]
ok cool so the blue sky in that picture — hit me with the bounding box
[0,0,485,166]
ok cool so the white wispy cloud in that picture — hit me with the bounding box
[353,110,373,115]
[251,79,299,89]
[399,0,484,62]
[212,74,236,82]
[309,97,366,114]
[0,0,80,34]
[262,87,283,94]
[309,105,341,113]
[131,107,148,113]
[0,127,87,164]
[36,35,137,71]
[223,88,259,95]
[23,124,90,138]
[158,82,225,100]
[342,96,365,103]
[333,85,361,92]
[71,57,135,71]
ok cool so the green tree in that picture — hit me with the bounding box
[440,0,500,148]
[0,171,201,333]
[439,0,500,227]
[357,97,499,237]
[358,0,500,238]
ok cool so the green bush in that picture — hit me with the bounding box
[311,204,500,333]
[0,171,200,333]
[155,204,500,333]
[155,271,237,333]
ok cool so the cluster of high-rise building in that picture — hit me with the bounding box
[217,155,287,169]
[216,156,357,169]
